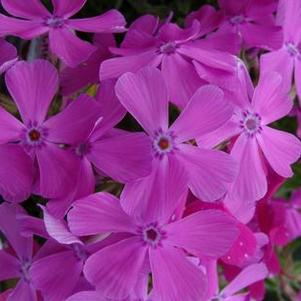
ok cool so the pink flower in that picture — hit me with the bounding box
[0,38,18,74]
[198,65,301,202]
[2,59,101,199]
[67,190,238,301]
[216,0,282,50]
[0,0,126,67]
[261,0,301,99]
[100,15,237,108]
[115,67,237,220]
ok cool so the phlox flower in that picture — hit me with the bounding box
[198,64,301,202]
[47,79,152,218]
[261,0,301,99]
[67,189,239,301]
[0,203,38,301]
[1,59,101,199]
[216,0,282,50]
[0,38,17,74]
[0,0,126,67]
[100,14,237,108]
[115,67,237,221]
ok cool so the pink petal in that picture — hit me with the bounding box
[161,53,205,109]
[66,291,105,301]
[178,44,236,72]
[240,23,283,51]
[35,143,79,199]
[294,60,301,102]
[165,209,238,258]
[88,131,152,183]
[197,118,241,149]
[1,0,50,19]
[30,251,82,301]
[0,38,17,74]
[0,14,48,39]
[177,144,238,202]
[67,192,136,236]
[229,134,267,202]
[0,203,32,259]
[51,0,86,18]
[99,49,161,81]
[252,72,293,124]
[170,85,233,143]
[115,67,168,135]
[149,246,207,301]
[5,59,58,124]
[45,94,100,145]
[68,10,126,33]
[257,126,301,177]
[0,107,24,144]
[49,27,96,67]
[83,237,147,300]
[0,250,19,281]
[120,156,188,224]
[41,206,82,245]
[260,49,294,94]
[0,144,34,203]
[221,263,268,297]
[8,280,37,301]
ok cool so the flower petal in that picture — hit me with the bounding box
[45,94,100,145]
[115,67,168,135]
[149,246,207,301]
[51,0,86,18]
[161,52,205,109]
[66,291,105,301]
[170,85,233,143]
[1,0,50,19]
[177,144,238,202]
[229,134,267,202]
[30,251,82,301]
[0,38,17,74]
[165,209,238,258]
[257,126,301,177]
[49,27,96,67]
[0,144,34,203]
[252,72,292,124]
[68,10,126,33]
[67,192,136,236]
[7,281,36,301]
[83,237,147,300]
[0,250,19,281]
[5,59,58,125]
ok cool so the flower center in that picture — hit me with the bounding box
[160,42,177,54]
[45,16,65,28]
[230,14,245,25]
[28,129,41,141]
[139,223,165,248]
[20,260,31,283]
[240,111,262,137]
[75,143,91,157]
[285,42,300,58]
[23,123,48,149]
[72,243,88,262]
[152,130,175,158]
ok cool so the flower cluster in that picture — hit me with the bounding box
[0,0,301,300]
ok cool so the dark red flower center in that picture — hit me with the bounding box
[158,137,170,150]
[28,129,41,141]
[146,228,158,241]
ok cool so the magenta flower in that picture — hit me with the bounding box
[0,0,126,67]
[100,15,237,108]
[60,33,116,96]
[2,59,101,199]
[0,203,38,300]
[67,190,238,301]
[261,0,301,98]
[217,0,282,50]
[198,68,301,202]
[0,38,18,74]
[47,79,152,218]
[114,67,237,220]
